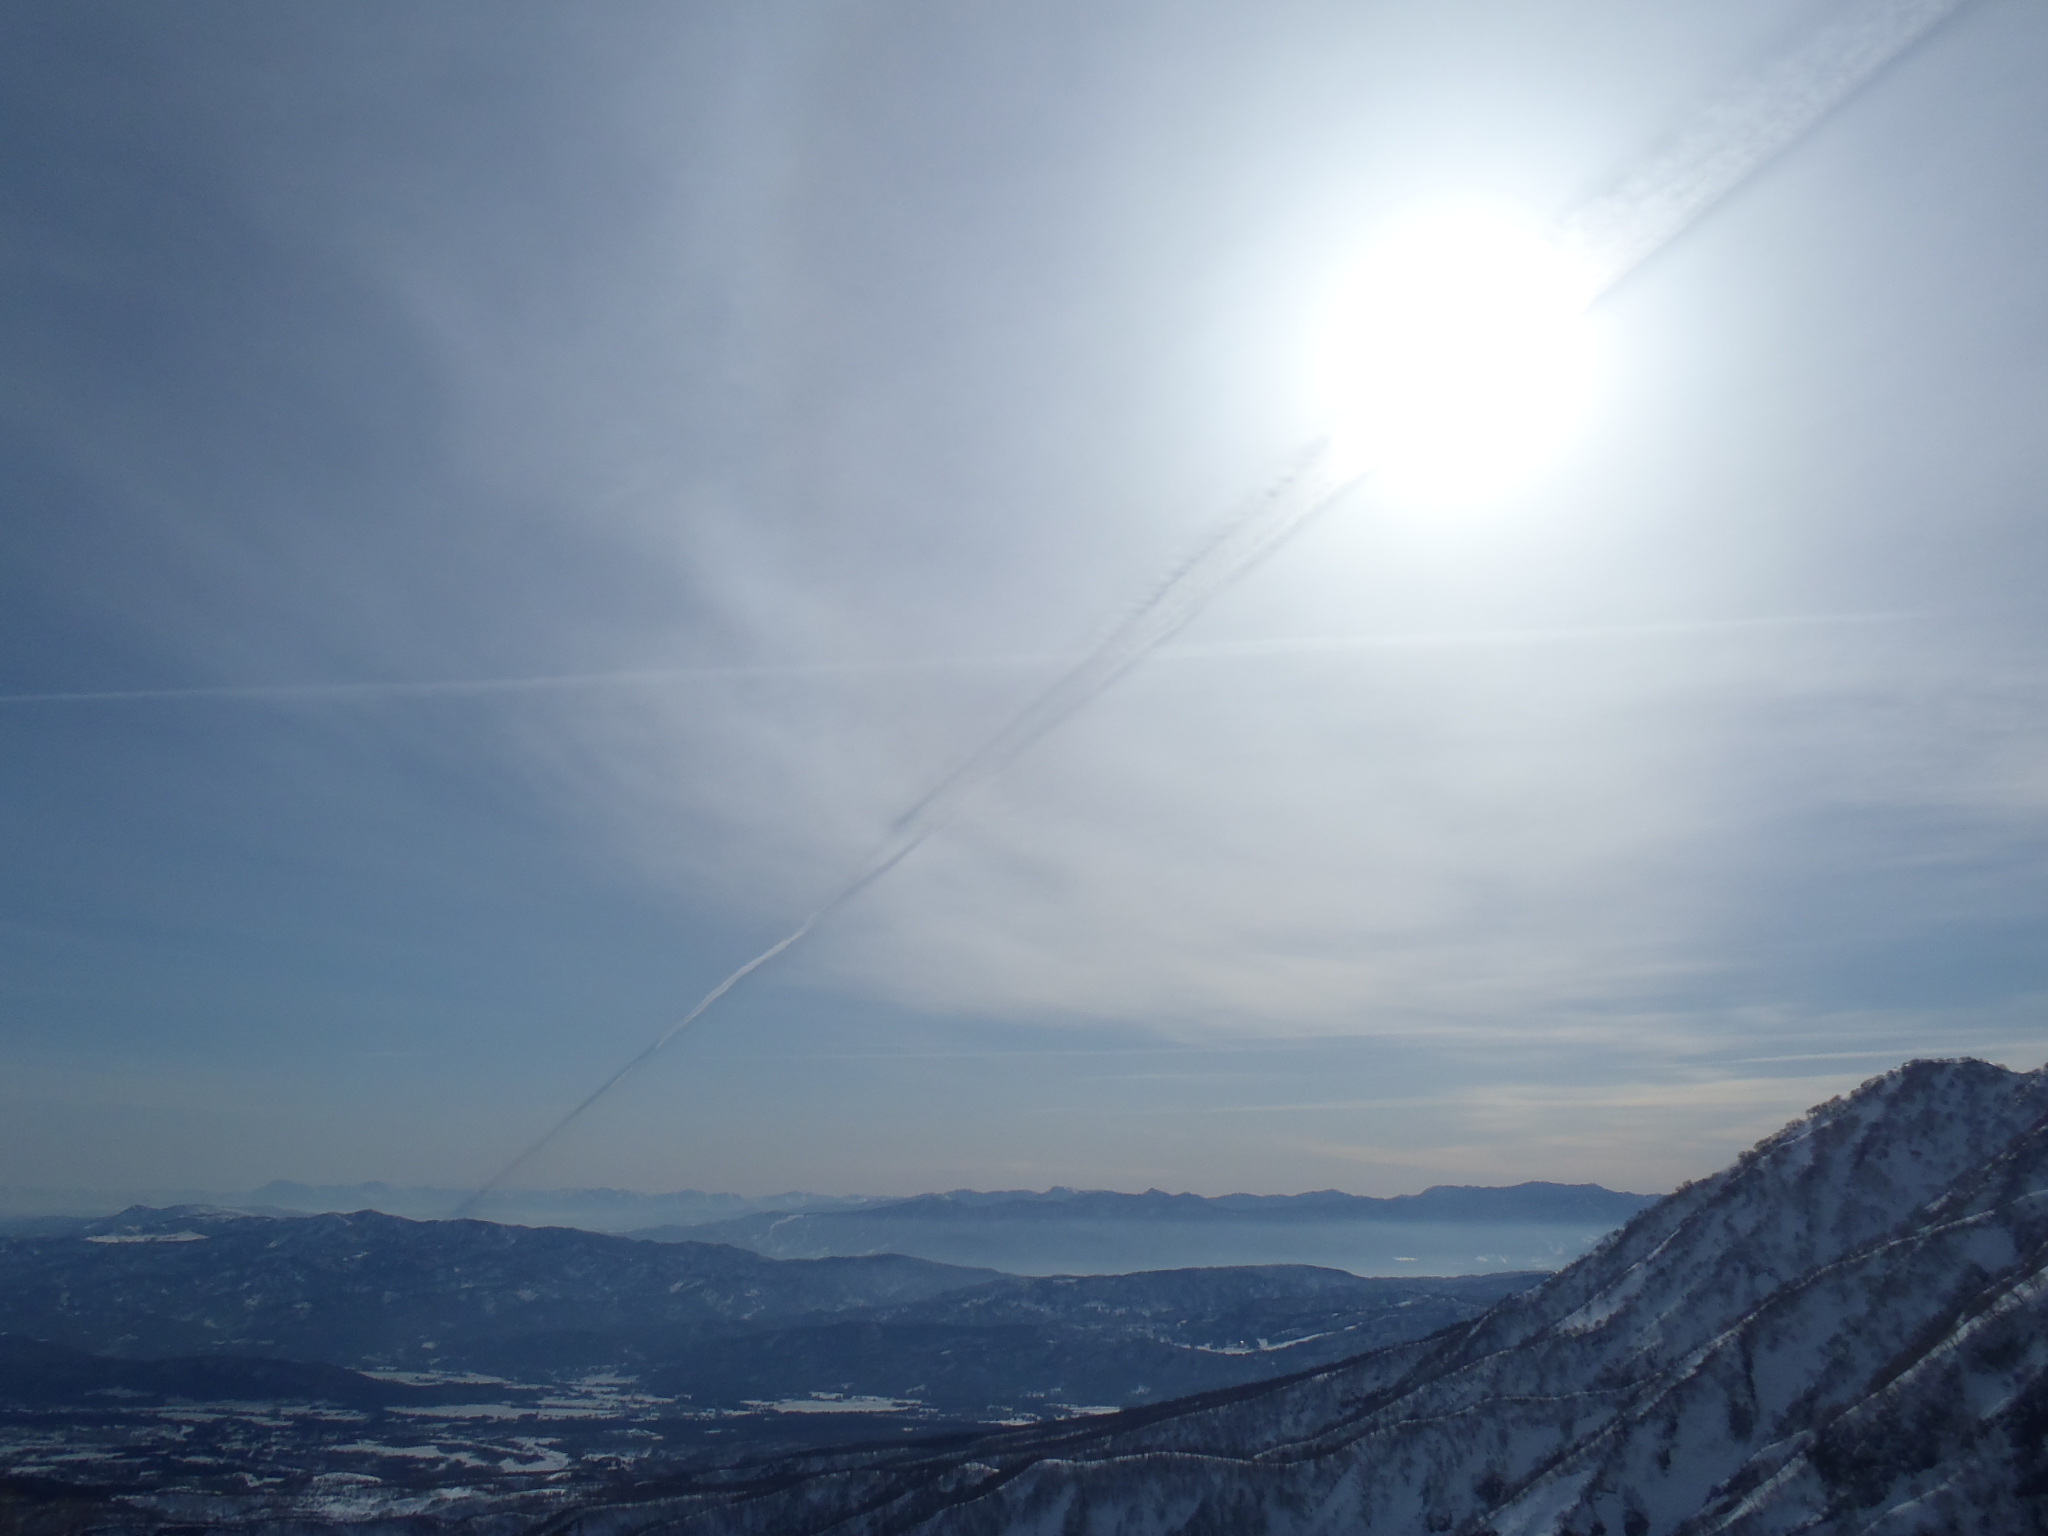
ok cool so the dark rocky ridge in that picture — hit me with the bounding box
[0,1336,477,1410]
[0,1210,999,1377]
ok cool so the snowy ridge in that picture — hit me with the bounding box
[546,1059,2048,1536]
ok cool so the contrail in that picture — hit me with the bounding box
[457,0,1976,1212]
[458,446,1367,1213]
[1558,0,1973,287]
[0,658,1061,708]
[458,833,935,1205]
[889,442,1354,838]
[1161,610,1928,661]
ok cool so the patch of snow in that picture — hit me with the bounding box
[362,1369,511,1386]
[1489,1467,1596,1536]
[746,1394,921,1415]
[333,1442,462,1461]
[1555,1253,1654,1335]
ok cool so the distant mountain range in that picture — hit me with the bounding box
[639,1181,1655,1275]
[0,1179,1657,1277]
[0,1181,883,1229]
[244,1181,885,1230]
[701,1182,1654,1222]
[0,1179,1651,1256]
[520,1057,2048,1535]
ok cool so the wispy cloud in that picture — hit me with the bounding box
[4,0,2040,1195]
[0,612,1924,707]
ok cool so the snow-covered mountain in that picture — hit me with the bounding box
[556,1058,2048,1535]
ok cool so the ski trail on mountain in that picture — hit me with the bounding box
[459,0,1979,1211]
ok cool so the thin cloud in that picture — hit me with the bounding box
[0,612,1923,707]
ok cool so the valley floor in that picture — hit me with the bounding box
[0,1375,1026,1533]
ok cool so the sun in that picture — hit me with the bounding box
[1312,208,1602,506]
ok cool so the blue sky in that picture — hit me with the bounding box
[4,0,2047,1199]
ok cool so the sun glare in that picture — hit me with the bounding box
[1313,209,1601,506]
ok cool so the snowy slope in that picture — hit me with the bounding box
[557,1059,2048,1536]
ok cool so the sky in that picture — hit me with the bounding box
[3,0,2047,1201]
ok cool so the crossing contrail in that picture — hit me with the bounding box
[457,0,1978,1212]
[0,658,1059,708]
[0,611,1919,709]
